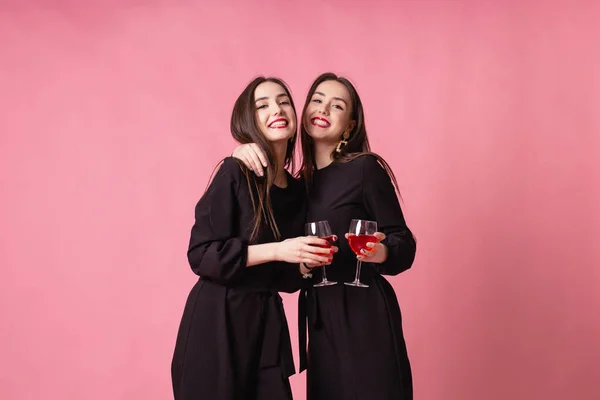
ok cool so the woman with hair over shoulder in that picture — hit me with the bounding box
[233,73,417,400]
[171,77,338,400]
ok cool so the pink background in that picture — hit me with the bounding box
[1,0,599,399]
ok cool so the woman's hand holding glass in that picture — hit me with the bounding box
[275,236,337,266]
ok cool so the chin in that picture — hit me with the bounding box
[306,130,336,142]
[265,132,294,143]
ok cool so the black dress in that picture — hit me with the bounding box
[299,155,417,400]
[172,158,306,400]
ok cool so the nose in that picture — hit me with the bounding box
[317,103,329,115]
[272,103,282,116]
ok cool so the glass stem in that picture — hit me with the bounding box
[322,265,328,282]
[354,260,362,283]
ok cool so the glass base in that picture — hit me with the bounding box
[344,281,369,288]
[314,279,337,287]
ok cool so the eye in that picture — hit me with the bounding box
[312,99,322,104]
[256,104,268,110]
[332,104,344,110]
[279,100,290,105]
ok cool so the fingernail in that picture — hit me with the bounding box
[328,258,333,262]
[330,249,335,254]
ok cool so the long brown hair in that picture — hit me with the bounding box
[299,72,402,199]
[230,76,297,241]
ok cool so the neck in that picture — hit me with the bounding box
[314,141,337,170]
[272,141,288,187]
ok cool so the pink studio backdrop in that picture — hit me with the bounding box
[1,0,599,399]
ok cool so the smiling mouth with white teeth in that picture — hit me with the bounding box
[268,119,288,128]
[311,118,330,128]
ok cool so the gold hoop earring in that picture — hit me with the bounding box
[335,130,350,153]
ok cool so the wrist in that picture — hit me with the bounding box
[378,244,388,263]
[273,242,282,262]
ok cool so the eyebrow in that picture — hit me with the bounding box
[314,91,348,106]
[254,93,289,103]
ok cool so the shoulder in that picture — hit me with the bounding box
[347,153,395,188]
[341,153,387,173]
[215,157,248,180]
[358,153,385,168]
[206,157,249,194]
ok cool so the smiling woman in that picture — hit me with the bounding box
[232,72,417,400]
[254,84,297,144]
[170,77,338,400]
[230,78,299,239]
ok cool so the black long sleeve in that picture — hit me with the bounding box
[187,158,248,282]
[362,156,416,276]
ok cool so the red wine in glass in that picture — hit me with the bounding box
[305,221,337,287]
[345,219,378,288]
[316,235,335,249]
[348,234,378,255]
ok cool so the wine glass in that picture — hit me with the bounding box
[345,219,378,288]
[305,221,337,287]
